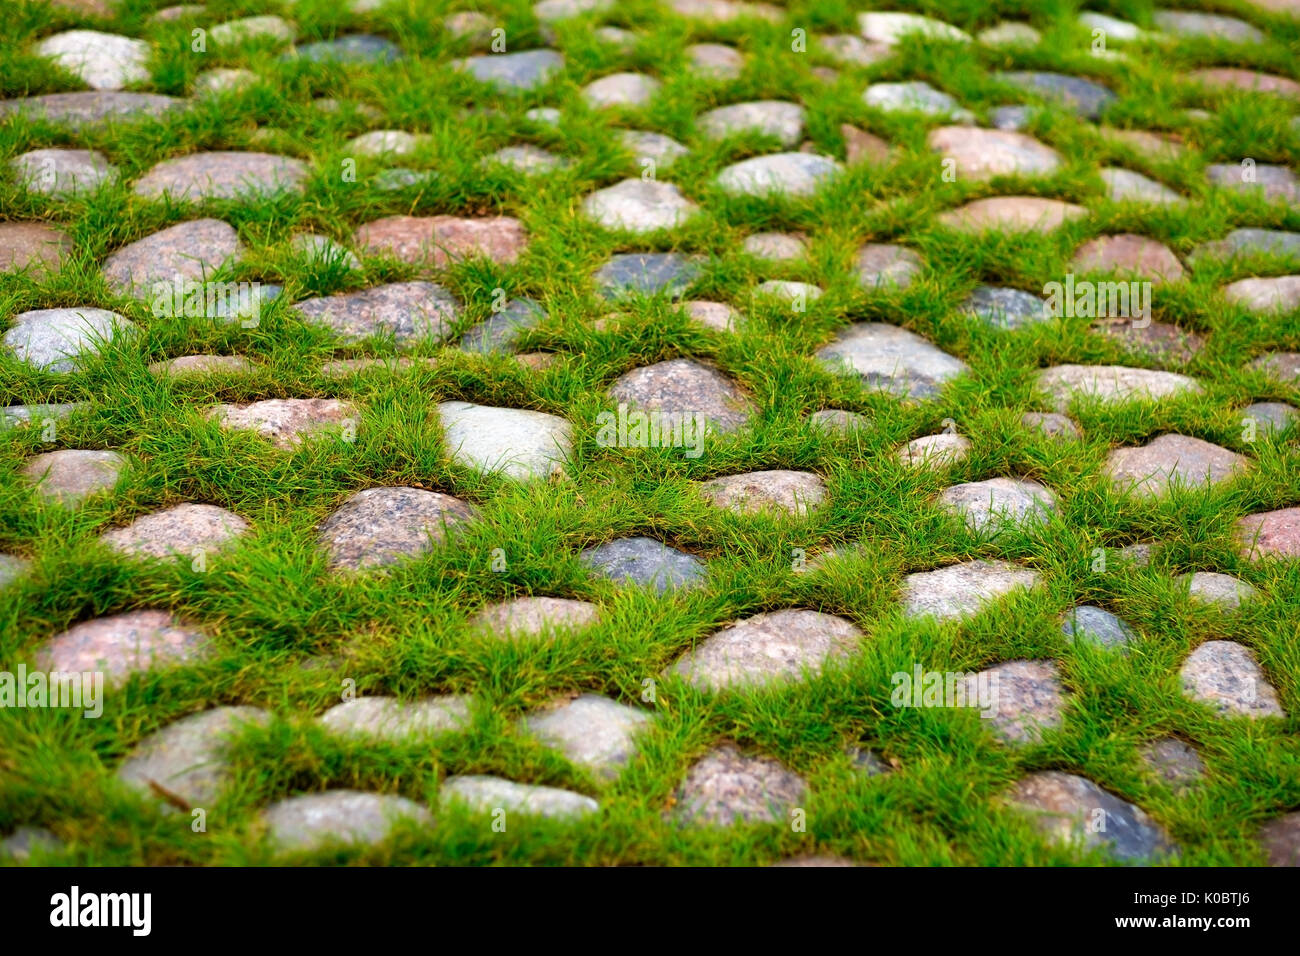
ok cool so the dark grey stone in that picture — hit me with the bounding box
[289,35,401,63]
[455,50,564,91]
[1009,771,1177,863]
[595,253,702,299]
[1062,605,1134,650]
[580,536,706,593]
[995,71,1117,119]
[459,298,545,353]
[962,285,1050,329]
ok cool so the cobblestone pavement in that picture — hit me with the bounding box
[0,0,1298,866]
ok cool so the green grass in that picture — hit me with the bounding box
[1,0,1298,865]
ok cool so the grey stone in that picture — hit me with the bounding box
[1180,571,1258,610]
[1088,318,1204,364]
[618,130,688,168]
[969,660,1065,743]
[460,298,545,354]
[318,487,475,571]
[0,554,30,590]
[927,126,1061,179]
[672,744,807,826]
[1071,233,1185,284]
[1078,11,1143,41]
[1140,738,1205,792]
[21,449,125,505]
[978,22,1041,46]
[438,402,572,482]
[856,243,923,290]
[742,232,805,261]
[810,409,870,432]
[260,791,432,853]
[0,827,61,861]
[991,105,1036,130]
[1249,351,1300,384]
[319,695,471,740]
[293,282,459,345]
[373,168,438,192]
[595,253,702,299]
[580,537,706,593]
[3,307,134,373]
[1205,163,1299,205]
[715,152,841,198]
[32,610,210,683]
[148,355,256,377]
[440,776,597,819]
[683,300,740,332]
[668,609,861,690]
[864,81,973,121]
[523,694,650,779]
[939,477,1057,533]
[1037,365,1201,412]
[1104,434,1247,498]
[207,398,357,450]
[686,43,743,79]
[699,100,804,146]
[0,92,184,130]
[753,280,822,304]
[1101,168,1184,205]
[1009,771,1176,862]
[1224,275,1300,314]
[609,358,755,433]
[1181,641,1285,717]
[100,503,249,562]
[347,129,430,158]
[938,196,1085,232]
[194,68,258,96]
[858,11,971,45]
[1258,813,1300,866]
[290,35,401,63]
[35,30,150,91]
[1242,402,1297,435]
[487,145,565,174]
[1021,412,1082,440]
[849,747,891,776]
[0,222,72,278]
[11,149,118,197]
[133,152,309,201]
[0,404,84,431]
[102,219,241,298]
[470,596,602,640]
[699,470,827,516]
[817,322,967,400]
[583,72,660,108]
[1154,10,1264,43]
[898,433,970,469]
[582,179,697,233]
[821,34,893,66]
[455,50,564,91]
[118,706,269,809]
[1192,228,1300,263]
[962,286,1050,330]
[1062,605,1134,649]
[901,559,1040,622]
[995,71,1117,119]
[210,15,294,46]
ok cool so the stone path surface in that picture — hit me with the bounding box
[118,706,270,809]
[4,1,1298,871]
[317,487,475,571]
[668,609,862,690]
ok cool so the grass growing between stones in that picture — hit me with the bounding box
[1,0,1298,865]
